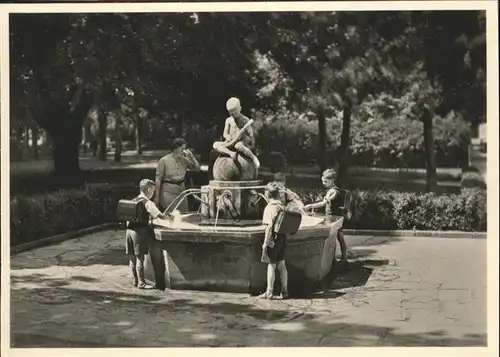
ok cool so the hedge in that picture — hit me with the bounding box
[296,187,486,232]
[11,182,486,246]
[255,112,471,168]
[461,171,486,189]
[10,183,137,246]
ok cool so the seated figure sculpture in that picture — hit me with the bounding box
[212,97,260,181]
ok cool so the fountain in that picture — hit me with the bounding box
[144,152,343,296]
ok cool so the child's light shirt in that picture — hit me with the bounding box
[137,193,162,219]
[324,186,340,202]
[262,199,284,226]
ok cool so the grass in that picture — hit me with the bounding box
[10,149,463,178]
[9,150,467,196]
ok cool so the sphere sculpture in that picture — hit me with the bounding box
[212,154,258,181]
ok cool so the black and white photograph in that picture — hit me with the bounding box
[1,1,498,354]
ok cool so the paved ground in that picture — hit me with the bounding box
[10,230,487,347]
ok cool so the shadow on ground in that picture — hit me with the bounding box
[10,275,487,347]
[10,235,486,347]
[11,234,402,270]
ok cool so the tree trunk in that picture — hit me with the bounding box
[337,101,353,189]
[48,124,83,187]
[317,109,328,172]
[114,115,123,162]
[32,126,39,160]
[98,109,107,161]
[24,125,30,153]
[135,116,143,155]
[422,110,438,192]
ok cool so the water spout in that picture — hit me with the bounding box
[250,190,269,206]
[214,190,236,229]
[164,188,208,214]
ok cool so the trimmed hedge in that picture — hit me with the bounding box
[296,187,486,232]
[10,183,137,246]
[11,182,486,247]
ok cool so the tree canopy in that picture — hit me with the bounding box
[10,10,486,189]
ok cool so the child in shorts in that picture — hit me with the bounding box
[303,169,349,264]
[125,179,170,289]
[273,172,304,213]
[259,181,289,300]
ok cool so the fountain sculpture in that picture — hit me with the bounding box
[144,147,343,296]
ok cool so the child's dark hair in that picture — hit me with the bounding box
[172,137,186,150]
[265,181,282,199]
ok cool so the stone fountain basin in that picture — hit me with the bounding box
[144,213,343,296]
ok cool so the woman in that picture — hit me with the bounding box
[154,138,200,213]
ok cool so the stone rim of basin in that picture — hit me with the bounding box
[153,213,341,232]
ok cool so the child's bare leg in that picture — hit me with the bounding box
[337,230,348,263]
[213,141,237,159]
[129,256,138,287]
[277,260,288,298]
[234,142,260,169]
[135,254,147,288]
[259,263,276,299]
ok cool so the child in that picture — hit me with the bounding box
[125,179,170,289]
[273,172,304,213]
[259,181,289,300]
[303,169,349,264]
[212,97,260,170]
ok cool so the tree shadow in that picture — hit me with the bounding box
[78,247,127,267]
[347,235,404,247]
[11,274,102,289]
[10,278,487,348]
[294,253,390,300]
[11,243,127,269]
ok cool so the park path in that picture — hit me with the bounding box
[10,230,487,347]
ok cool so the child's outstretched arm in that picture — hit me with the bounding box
[285,188,301,202]
[304,188,338,211]
[145,200,171,221]
[304,199,327,211]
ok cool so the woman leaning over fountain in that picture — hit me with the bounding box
[154,138,201,213]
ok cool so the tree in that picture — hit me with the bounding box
[406,11,486,189]
[415,11,486,130]
[254,12,418,185]
[10,14,95,184]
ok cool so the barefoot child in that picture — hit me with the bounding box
[259,181,289,300]
[125,179,170,289]
[303,169,350,264]
[212,97,260,170]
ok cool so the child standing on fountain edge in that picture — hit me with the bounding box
[125,179,170,289]
[303,169,350,265]
[260,181,289,300]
